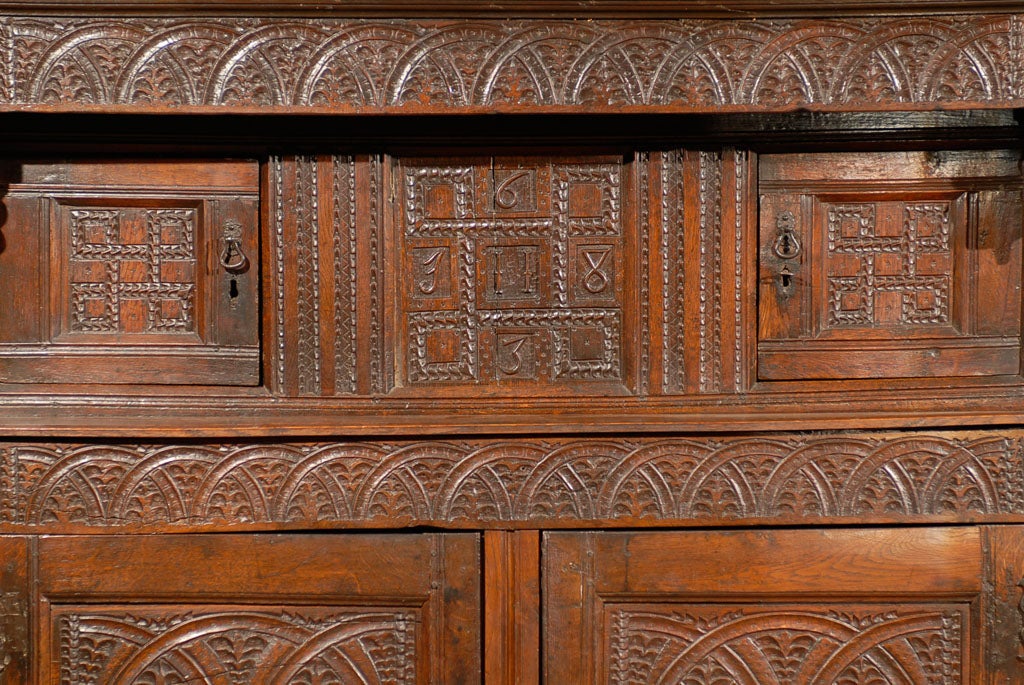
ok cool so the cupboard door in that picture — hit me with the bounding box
[36,533,480,684]
[545,528,981,683]
[758,150,1022,384]
[0,160,260,386]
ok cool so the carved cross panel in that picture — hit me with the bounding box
[392,155,636,395]
[0,160,261,386]
[59,205,198,338]
[823,200,953,330]
[757,150,1024,383]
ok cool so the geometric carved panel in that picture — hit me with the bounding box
[56,605,417,684]
[825,200,954,330]
[396,155,630,392]
[63,205,197,336]
[608,604,965,684]
[0,159,260,386]
[758,150,1023,382]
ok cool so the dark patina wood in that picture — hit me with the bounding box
[0,2,1022,683]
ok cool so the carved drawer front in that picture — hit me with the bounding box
[545,528,981,684]
[390,154,637,397]
[0,160,259,386]
[36,533,480,684]
[758,150,1023,383]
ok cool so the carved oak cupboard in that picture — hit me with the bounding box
[1,1,1024,683]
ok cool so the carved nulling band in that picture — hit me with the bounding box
[1,15,1019,112]
[2,431,1021,529]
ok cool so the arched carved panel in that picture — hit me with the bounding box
[1,15,1019,113]
[608,606,963,684]
[2,430,1022,529]
[56,607,418,685]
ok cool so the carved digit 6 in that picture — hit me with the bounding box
[494,171,530,210]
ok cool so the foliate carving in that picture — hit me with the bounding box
[58,607,417,684]
[5,432,1024,528]
[398,158,625,388]
[1,16,1018,112]
[609,605,963,684]
[826,200,954,329]
[64,207,196,335]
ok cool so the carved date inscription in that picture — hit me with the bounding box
[63,206,197,336]
[398,157,627,390]
[56,605,417,684]
[608,604,964,684]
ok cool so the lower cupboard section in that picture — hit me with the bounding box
[27,534,481,684]
[0,527,1022,683]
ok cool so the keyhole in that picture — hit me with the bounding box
[781,271,791,288]
[229,278,239,300]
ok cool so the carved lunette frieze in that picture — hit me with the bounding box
[58,608,418,685]
[1,431,1022,529]
[609,606,963,685]
[0,15,1019,113]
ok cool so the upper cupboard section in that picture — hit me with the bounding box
[1,147,1022,432]
[269,149,1024,401]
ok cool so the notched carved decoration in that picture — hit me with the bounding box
[57,606,417,684]
[609,605,964,684]
[396,157,627,391]
[826,200,952,329]
[2,431,1022,528]
[269,155,359,396]
[0,16,1018,113]
[63,206,197,336]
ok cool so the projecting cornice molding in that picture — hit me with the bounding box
[0,14,1021,114]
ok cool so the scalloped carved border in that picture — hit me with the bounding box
[1,15,1020,113]
[2,431,1022,529]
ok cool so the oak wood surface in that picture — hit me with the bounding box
[0,3,1021,683]
[545,527,984,683]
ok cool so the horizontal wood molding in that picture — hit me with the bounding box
[2,429,1023,531]
[1,15,1021,114]
[0,1,1021,18]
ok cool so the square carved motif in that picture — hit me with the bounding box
[59,204,199,337]
[395,157,629,391]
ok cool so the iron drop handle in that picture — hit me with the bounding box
[219,219,250,274]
